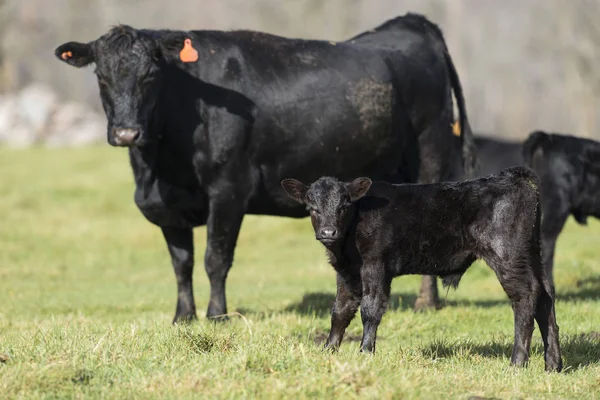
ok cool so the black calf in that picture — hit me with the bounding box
[282,166,562,372]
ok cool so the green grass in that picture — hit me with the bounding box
[0,147,599,399]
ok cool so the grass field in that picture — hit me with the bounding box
[0,147,599,399]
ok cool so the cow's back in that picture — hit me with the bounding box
[175,31,443,216]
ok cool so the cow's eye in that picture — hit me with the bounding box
[309,208,320,215]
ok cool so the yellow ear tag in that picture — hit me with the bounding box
[452,121,461,136]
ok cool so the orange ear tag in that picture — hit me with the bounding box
[61,51,73,60]
[179,39,198,63]
[452,121,461,136]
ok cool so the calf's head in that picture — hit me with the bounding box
[55,26,193,147]
[281,176,372,246]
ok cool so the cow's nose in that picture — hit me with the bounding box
[319,228,337,239]
[112,127,141,146]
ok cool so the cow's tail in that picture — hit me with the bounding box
[408,13,478,178]
[522,130,550,167]
[444,50,478,178]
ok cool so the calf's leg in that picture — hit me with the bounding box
[487,257,538,368]
[204,195,245,319]
[510,293,537,367]
[162,227,197,323]
[359,263,391,353]
[534,285,563,372]
[325,273,362,350]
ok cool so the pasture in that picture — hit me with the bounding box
[0,147,599,399]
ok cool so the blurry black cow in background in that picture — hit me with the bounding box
[454,129,600,284]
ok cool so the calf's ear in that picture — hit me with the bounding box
[347,177,372,201]
[281,179,308,204]
[55,42,94,67]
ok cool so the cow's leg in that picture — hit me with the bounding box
[204,195,245,319]
[487,257,538,368]
[541,210,568,285]
[162,226,197,323]
[325,273,362,350]
[359,262,391,353]
[534,283,563,372]
[415,276,441,312]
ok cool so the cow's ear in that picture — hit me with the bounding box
[347,177,372,202]
[281,179,308,204]
[55,42,94,67]
[158,32,198,63]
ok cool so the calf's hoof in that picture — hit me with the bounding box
[545,358,563,373]
[323,343,340,353]
[359,343,376,354]
[509,356,529,368]
[413,296,443,312]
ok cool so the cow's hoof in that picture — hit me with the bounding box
[172,312,197,325]
[413,297,443,312]
[205,313,230,323]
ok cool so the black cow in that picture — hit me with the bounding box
[350,14,478,310]
[454,130,599,283]
[523,130,600,282]
[449,131,523,178]
[281,166,562,372]
[54,14,475,322]
[472,135,523,176]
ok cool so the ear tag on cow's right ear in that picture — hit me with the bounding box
[61,51,73,60]
[179,39,198,63]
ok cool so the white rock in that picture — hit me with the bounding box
[16,83,59,133]
[0,96,17,143]
[44,101,106,147]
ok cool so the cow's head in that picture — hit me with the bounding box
[55,25,193,147]
[281,176,372,246]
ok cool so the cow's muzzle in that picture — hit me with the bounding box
[112,127,141,147]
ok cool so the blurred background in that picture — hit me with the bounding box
[0,0,599,147]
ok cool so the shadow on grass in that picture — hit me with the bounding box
[556,288,600,303]
[576,275,600,288]
[283,283,600,318]
[558,273,600,302]
[283,291,512,317]
[283,292,419,317]
[420,332,600,372]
